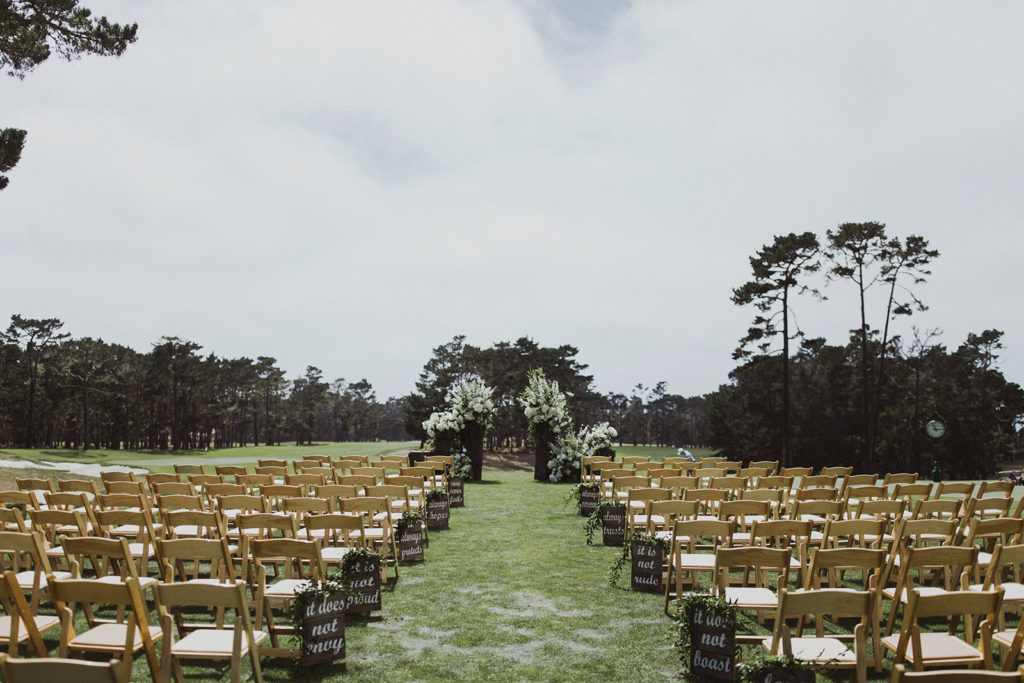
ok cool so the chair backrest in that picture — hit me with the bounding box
[713,546,790,592]
[58,480,99,497]
[304,513,367,548]
[0,653,127,683]
[646,500,698,534]
[155,494,204,512]
[805,547,886,588]
[235,512,297,540]
[756,475,794,491]
[172,464,206,476]
[894,482,933,501]
[157,537,236,582]
[883,472,918,486]
[254,465,288,478]
[0,570,54,656]
[892,588,1003,669]
[718,500,770,525]
[259,484,303,511]
[793,487,839,502]
[965,517,1024,550]
[820,518,886,550]
[820,466,853,478]
[670,519,734,553]
[100,470,136,486]
[161,508,224,539]
[61,535,144,582]
[152,481,198,497]
[799,475,838,490]
[206,483,247,498]
[214,465,248,481]
[216,494,268,515]
[934,481,975,499]
[780,467,812,477]
[237,473,273,493]
[257,459,288,468]
[844,474,878,487]
[911,498,962,520]
[660,476,699,495]
[249,538,326,581]
[748,460,779,475]
[102,481,147,497]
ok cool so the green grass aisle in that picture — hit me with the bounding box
[335,469,681,682]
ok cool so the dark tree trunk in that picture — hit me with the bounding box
[533,424,554,482]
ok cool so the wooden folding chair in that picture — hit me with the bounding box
[663,519,733,614]
[882,588,1002,671]
[249,538,326,658]
[972,544,1024,630]
[884,545,979,636]
[0,652,127,683]
[764,587,875,682]
[713,546,790,639]
[0,569,59,656]
[156,580,266,683]
[0,530,71,613]
[303,513,367,567]
[48,575,163,681]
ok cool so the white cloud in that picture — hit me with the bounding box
[3,1,1023,398]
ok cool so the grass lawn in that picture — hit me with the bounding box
[1,445,1003,681]
[0,442,419,473]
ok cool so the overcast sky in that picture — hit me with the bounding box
[3,1,1023,400]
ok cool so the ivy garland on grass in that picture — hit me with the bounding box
[608,532,669,587]
[564,482,600,509]
[583,501,625,545]
[672,593,737,678]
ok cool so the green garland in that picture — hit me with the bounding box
[395,509,423,537]
[609,532,669,587]
[583,501,625,545]
[736,651,814,682]
[672,593,737,677]
[425,488,449,503]
[564,482,600,509]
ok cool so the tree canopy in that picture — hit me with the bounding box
[1,0,137,190]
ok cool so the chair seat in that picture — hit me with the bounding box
[172,627,268,657]
[15,569,71,589]
[761,636,856,663]
[969,582,1024,602]
[0,614,61,642]
[69,622,163,652]
[724,586,777,608]
[169,524,201,537]
[979,551,993,566]
[994,629,1019,649]
[265,578,312,598]
[322,547,355,562]
[94,575,158,591]
[883,586,947,603]
[126,542,156,558]
[881,632,984,663]
[675,553,717,569]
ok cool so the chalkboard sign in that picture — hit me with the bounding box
[300,590,346,667]
[600,504,626,546]
[427,497,450,530]
[630,539,663,592]
[741,664,814,683]
[397,526,424,562]
[344,556,382,614]
[688,603,736,681]
[579,488,600,517]
[409,451,427,465]
[449,478,464,507]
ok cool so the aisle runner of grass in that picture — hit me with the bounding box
[339,469,681,682]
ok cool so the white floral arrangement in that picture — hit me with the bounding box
[423,409,463,439]
[452,447,472,480]
[581,422,618,455]
[548,428,586,482]
[446,375,495,426]
[518,368,570,434]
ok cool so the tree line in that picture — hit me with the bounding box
[0,316,405,449]
[403,336,711,451]
[718,222,1024,478]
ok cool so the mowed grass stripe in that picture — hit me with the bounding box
[339,469,680,682]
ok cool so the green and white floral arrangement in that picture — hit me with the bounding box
[519,368,570,434]
[451,446,472,480]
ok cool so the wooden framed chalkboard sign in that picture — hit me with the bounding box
[426,490,450,530]
[299,590,347,667]
[340,551,382,615]
[600,503,626,547]
[676,594,736,681]
[396,511,425,562]
[579,486,600,517]
[448,478,465,507]
[629,538,664,591]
